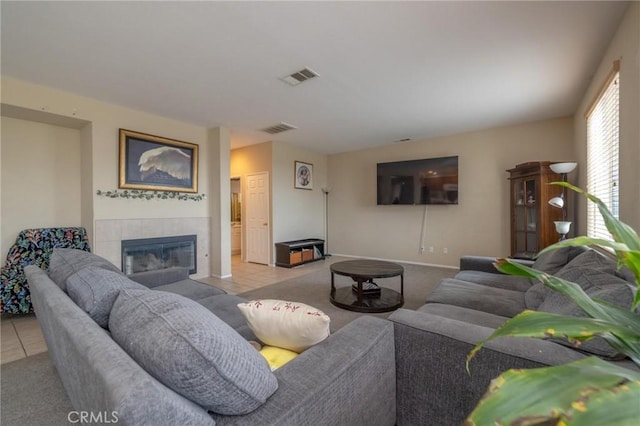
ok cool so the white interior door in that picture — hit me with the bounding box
[245,172,270,265]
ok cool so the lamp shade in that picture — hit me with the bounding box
[554,221,572,234]
[550,162,577,174]
[548,195,564,208]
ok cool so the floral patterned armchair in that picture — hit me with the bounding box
[1,227,91,314]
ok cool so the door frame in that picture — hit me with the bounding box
[230,176,242,257]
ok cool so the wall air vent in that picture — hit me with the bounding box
[261,122,298,134]
[280,67,320,86]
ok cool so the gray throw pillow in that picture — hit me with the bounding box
[109,289,278,415]
[556,249,618,275]
[532,246,587,274]
[537,267,633,359]
[529,249,622,311]
[538,269,633,316]
[66,267,147,328]
[615,265,637,285]
[524,282,549,309]
[48,248,123,291]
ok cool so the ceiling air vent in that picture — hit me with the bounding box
[261,122,298,134]
[280,67,319,86]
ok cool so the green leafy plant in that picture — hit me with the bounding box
[465,183,640,425]
[96,189,206,201]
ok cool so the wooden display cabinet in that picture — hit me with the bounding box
[507,162,563,260]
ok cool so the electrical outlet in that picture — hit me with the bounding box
[429,246,434,253]
[443,247,448,254]
[420,246,425,254]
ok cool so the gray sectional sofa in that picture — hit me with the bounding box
[26,245,638,425]
[389,246,639,426]
[26,248,396,426]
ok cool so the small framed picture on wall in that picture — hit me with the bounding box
[294,161,313,190]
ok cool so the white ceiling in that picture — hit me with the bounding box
[1,1,628,154]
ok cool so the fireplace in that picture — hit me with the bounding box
[121,235,197,275]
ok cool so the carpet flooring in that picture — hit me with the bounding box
[0,261,456,425]
[238,261,457,331]
[1,352,73,426]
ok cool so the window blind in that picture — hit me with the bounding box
[586,62,620,241]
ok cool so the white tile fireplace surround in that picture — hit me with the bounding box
[94,218,210,279]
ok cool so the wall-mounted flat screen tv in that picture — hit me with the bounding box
[377,156,458,205]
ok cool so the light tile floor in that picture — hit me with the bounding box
[0,255,338,364]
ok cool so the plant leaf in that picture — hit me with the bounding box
[495,259,637,322]
[465,357,640,426]
[568,379,640,426]
[554,182,640,251]
[466,310,640,368]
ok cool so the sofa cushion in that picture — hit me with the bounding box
[417,303,509,329]
[537,267,633,358]
[197,294,257,341]
[531,245,588,275]
[556,249,618,275]
[524,282,549,309]
[615,265,637,285]
[66,266,147,328]
[237,299,331,353]
[126,267,190,288]
[48,248,123,292]
[426,279,526,318]
[453,270,535,292]
[152,280,226,300]
[526,249,617,310]
[109,289,278,415]
[538,268,633,316]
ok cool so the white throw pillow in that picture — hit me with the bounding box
[237,299,330,353]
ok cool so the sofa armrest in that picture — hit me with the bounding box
[27,266,216,426]
[127,267,190,288]
[213,316,396,426]
[389,308,586,426]
[459,255,534,273]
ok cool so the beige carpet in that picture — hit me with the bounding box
[1,352,73,426]
[238,261,457,331]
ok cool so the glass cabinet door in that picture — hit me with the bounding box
[514,178,538,257]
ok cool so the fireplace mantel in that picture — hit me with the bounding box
[94,217,210,278]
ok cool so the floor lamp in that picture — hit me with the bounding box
[322,187,332,257]
[548,162,577,240]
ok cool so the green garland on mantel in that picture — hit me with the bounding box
[96,189,206,201]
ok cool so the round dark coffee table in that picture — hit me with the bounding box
[330,259,404,313]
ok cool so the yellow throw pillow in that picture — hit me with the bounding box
[237,299,331,353]
[260,346,299,371]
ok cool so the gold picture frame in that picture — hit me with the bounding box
[119,129,199,193]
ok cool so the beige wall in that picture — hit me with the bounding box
[0,77,228,273]
[327,117,574,267]
[1,77,211,225]
[230,141,328,264]
[573,2,639,233]
[1,117,82,256]
[272,141,328,247]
